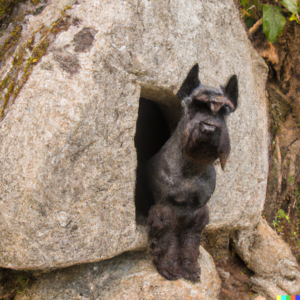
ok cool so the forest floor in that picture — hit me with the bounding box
[212,2,300,299]
[0,269,33,300]
[238,0,300,266]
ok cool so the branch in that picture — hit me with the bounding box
[249,18,263,36]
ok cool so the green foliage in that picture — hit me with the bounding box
[263,5,286,42]
[246,17,258,28]
[289,175,294,183]
[273,209,291,232]
[17,275,29,294]
[18,276,27,285]
[282,0,299,14]
[240,0,300,42]
[290,13,300,23]
[277,209,286,219]
[240,0,263,11]
[240,0,250,7]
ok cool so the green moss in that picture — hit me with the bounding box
[12,51,23,67]
[0,0,24,20]
[30,0,41,5]
[0,4,73,119]
[0,25,22,62]
[32,39,49,61]
[0,81,14,117]
[0,75,9,90]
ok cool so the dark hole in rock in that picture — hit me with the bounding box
[134,87,181,224]
[134,98,171,164]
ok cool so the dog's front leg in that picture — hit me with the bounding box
[148,204,181,280]
[177,204,209,281]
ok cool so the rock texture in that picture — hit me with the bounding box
[1,0,300,297]
[15,247,221,300]
[0,0,269,270]
[233,220,300,296]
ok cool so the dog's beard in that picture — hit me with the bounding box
[217,126,230,170]
[183,122,230,169]
[183,124,220,163]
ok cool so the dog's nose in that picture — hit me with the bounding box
[210,102,223,113]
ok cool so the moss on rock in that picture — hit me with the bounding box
[0,6,73,118]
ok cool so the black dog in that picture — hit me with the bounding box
[136,64,238,281]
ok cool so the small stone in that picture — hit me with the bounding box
[56,211,70,228]
[217,267,230,280]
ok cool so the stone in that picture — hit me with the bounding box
[0,0,270,270]
[233,220,300,296]
[1,0,299,297]
[15,247,221,300]
[250,276,287,299]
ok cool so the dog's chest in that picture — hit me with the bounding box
[152,162,216,207]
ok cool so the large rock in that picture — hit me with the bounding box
[1,0,269,270]
[15,247,221,300]
[233,220,300,296]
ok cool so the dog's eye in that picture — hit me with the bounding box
[220,104,232,115]
[193,99,210,111]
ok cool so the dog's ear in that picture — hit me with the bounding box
[223,75,238,111]
[177,64,201,101]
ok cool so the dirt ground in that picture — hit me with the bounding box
[201,226,265,300]
[0,268,34,300]
[250,13,300,266]
[211,2,300,299]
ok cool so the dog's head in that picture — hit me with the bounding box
[177,64,238,170]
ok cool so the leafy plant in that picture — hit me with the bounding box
[277,209,286,219]
[17,276,29,294]
[273,209,291,232]
[240,0,300,42]
[263,5,286,42]
[282,0,299,14]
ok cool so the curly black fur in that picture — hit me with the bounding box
[136,64,238,281]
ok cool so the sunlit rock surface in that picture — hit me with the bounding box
[0,0,269,270]
[15,247,221,300]
[234,220,300,296]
